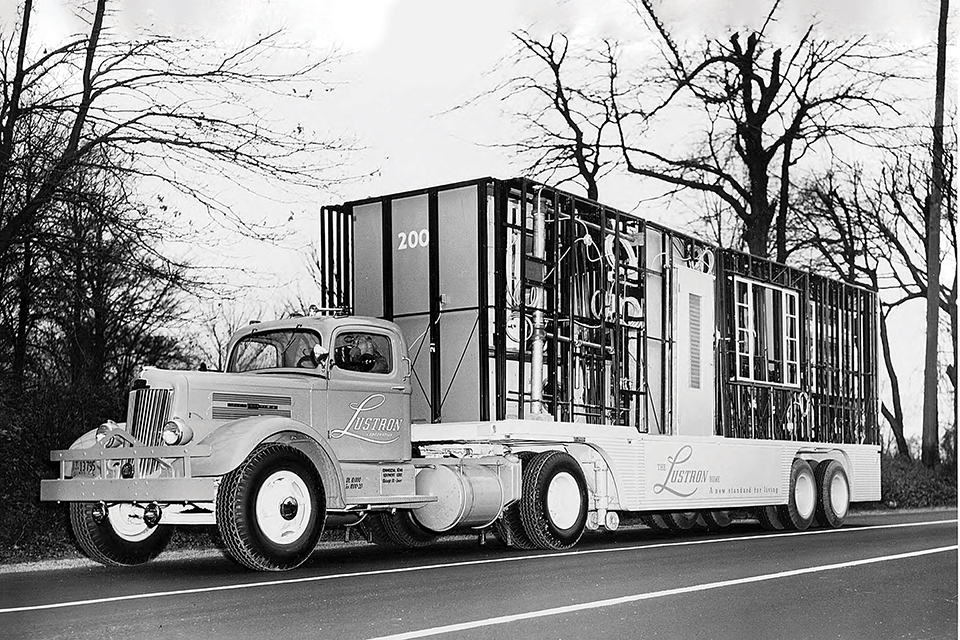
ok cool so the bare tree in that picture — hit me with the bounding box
[497,2,904,258]
[607,0,903,259]
[0,0,350,263]
[191,301,263,372]
[794,147,957,460]
[922,0,950,468]
[492,31,624,200]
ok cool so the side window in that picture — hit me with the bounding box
[233,339,282,371]
[733,277,800,387]
[333,332,393,374]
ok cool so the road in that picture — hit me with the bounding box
[1,510,956,640]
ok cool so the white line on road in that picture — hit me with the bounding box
[365,545,959,640]
[0,518,955,615]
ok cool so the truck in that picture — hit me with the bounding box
[41,177,881,571]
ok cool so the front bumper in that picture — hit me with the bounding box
[41,443,216,503]
[40,477,218,502]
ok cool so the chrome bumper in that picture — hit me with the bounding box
[41,443,215,503]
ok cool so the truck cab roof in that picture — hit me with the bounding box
[228,314,399,343]
[225,315,405,375]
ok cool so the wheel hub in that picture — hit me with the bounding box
[280,497,299,521]
[546,471,581,530]
[255,470,313,545]
[795,472,816,519]
[830,473,850,517]
[107,503,154,542]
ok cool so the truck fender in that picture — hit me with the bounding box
[508,444,623,512]
[68,429,99,450]
[192,416,346,510]
[564,443,624,512]
[793,447,852,475]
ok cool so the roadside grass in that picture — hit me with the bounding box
[2,453,955,567]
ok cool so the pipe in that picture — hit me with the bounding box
[530,186,548,417]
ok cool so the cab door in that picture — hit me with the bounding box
[325,325,411,462]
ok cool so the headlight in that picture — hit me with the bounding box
[161,418,194,445]
[95,420,123,447]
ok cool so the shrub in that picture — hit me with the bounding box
[880,454,958,509]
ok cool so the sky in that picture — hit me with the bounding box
[15,0,954,442]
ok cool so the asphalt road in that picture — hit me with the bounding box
[1,510,956,640]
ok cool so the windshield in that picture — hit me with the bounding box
[228,329,324,373]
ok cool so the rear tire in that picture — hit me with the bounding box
[640,514,671,531]
[520,451,588,550]
[70,502,173,566]
[701,510,733,530]
[364,511,437,548]
[757,505,786,531]
[662,511,700,531]
[216,443,325,571]
[814,460,850,528]
[493,452,537,549]
[778,458,817,531]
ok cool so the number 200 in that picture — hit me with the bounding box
[397,229,429,250]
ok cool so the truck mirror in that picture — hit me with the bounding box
[313,344,329,364]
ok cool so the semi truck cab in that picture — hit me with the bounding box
[41,314,522,571]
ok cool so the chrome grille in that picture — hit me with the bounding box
[128,388,171,477]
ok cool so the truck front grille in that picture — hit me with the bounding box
[128,388,171,477]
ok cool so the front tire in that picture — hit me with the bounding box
[70,502,173,566]
[520,451,588,550]
[216,443,325,571]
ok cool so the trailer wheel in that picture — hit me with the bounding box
[639,514,670,531]
[814,460,850,528]
[492,452,537,549]
[701,510,733,530]
[364,511,437,548]
[216,443,325,571]
[777,458,817,531]
[757,506,786,530]
[663,511,701,531]
[520,451,588,550]
[70,502,173,566]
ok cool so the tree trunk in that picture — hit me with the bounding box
[880,308,912,458]
[921,0,948,468]
[743,215,772,258]
[776,137,793,263]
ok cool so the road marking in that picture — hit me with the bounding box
[0,518,955,615]
[366,545,959,640]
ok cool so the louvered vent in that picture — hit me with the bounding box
[211,392,293,420]
[689,293,702,389]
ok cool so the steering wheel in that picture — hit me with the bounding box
[296,351,316,368]
[356,354,376,372]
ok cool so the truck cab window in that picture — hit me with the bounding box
[333,332,393,374]
[229,329,325,372]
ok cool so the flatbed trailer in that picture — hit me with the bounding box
[322,176,880,534]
